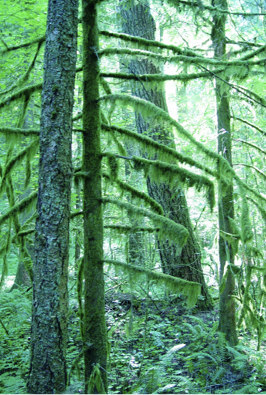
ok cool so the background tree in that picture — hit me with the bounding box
[119,0,213,310]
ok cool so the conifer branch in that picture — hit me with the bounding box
[0,83,42,110]
[231,117,266,137]
[102,197,189,251]
[103,171,164,215]
[233,138,266,155]
[0,191,37,227]
[103,259,201,307]
[0,128,39,137]
[101,123,217,177]
[0,35,45,54]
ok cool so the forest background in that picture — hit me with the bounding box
[1,0,266,393]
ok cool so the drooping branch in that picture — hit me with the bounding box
[103,259,201,308]
[101,123,218,177]
[0,35,45,54]
[103,197,189,251]
[0,83,42,110]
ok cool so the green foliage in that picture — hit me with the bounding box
[104,259,201,308]
[0,289,32,394]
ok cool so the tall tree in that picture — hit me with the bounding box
[82,0,108,392]
[27,0,78,393]
[119,0,213,310]
[211,0,238,345]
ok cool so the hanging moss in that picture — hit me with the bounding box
[0,139,39,197]
[132,156,215,211]
[0,127,39,137]
[0,83,42,110]
[248,196,266,223]
[0,191,37,227]
[104,224,158,233]
[238,185,253,243]
[103,196,188,253]
[104,259,201,308]
[101,123,217,177]
[103,171,164,215]
[100,94,231,166]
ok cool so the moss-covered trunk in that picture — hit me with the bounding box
[82,0,108,392]
[119,0,213,310]
[211,0,238,346]
[27,0,78,393]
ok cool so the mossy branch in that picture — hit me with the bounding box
[0,127,39,137]
[0,83,42,110]
[104,259,201,308]
[101,71,218,82]
[101,94,233,168]
[103,171,164,215]
[0,35,45,55]
[171,0,266,17]
[99,47,266,68]
[132,156,215,211]
[100,30,201,57]
[102,197,188,252]
[0,139,39,196]
[235,163,266,182]
[233,138,266,155]
[0,40,44,97]
[104,224,158,233]
[0,191,37,227]
[101,123,217,177]
[232,117,266,137]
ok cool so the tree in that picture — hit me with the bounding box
[81,0,108,392]
[119,0,213,310]
[211,0,238,346]
[27,0,78,393]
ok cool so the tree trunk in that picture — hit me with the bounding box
[211,0,238,346]
[27,1,78,393]
[82,0,108,392]
[119,0,213,310]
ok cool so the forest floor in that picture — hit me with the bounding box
[1,288,266,394]
[100,293,266,394]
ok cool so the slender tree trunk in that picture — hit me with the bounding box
[82,0,108,392]
[211,0,238,346]
[119,0,213,310]
[27,1,78,393]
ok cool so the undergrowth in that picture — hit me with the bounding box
[1,288,266,394]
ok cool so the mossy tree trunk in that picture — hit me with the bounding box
[82,0,108,392]
[119,0,213,310]
[27,1,78,393]
[211,0,238,346]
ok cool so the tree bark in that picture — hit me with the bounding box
[211,0,238,346]
[119,0,213,310]
[27,1,78,393]
[82,0,108,392]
